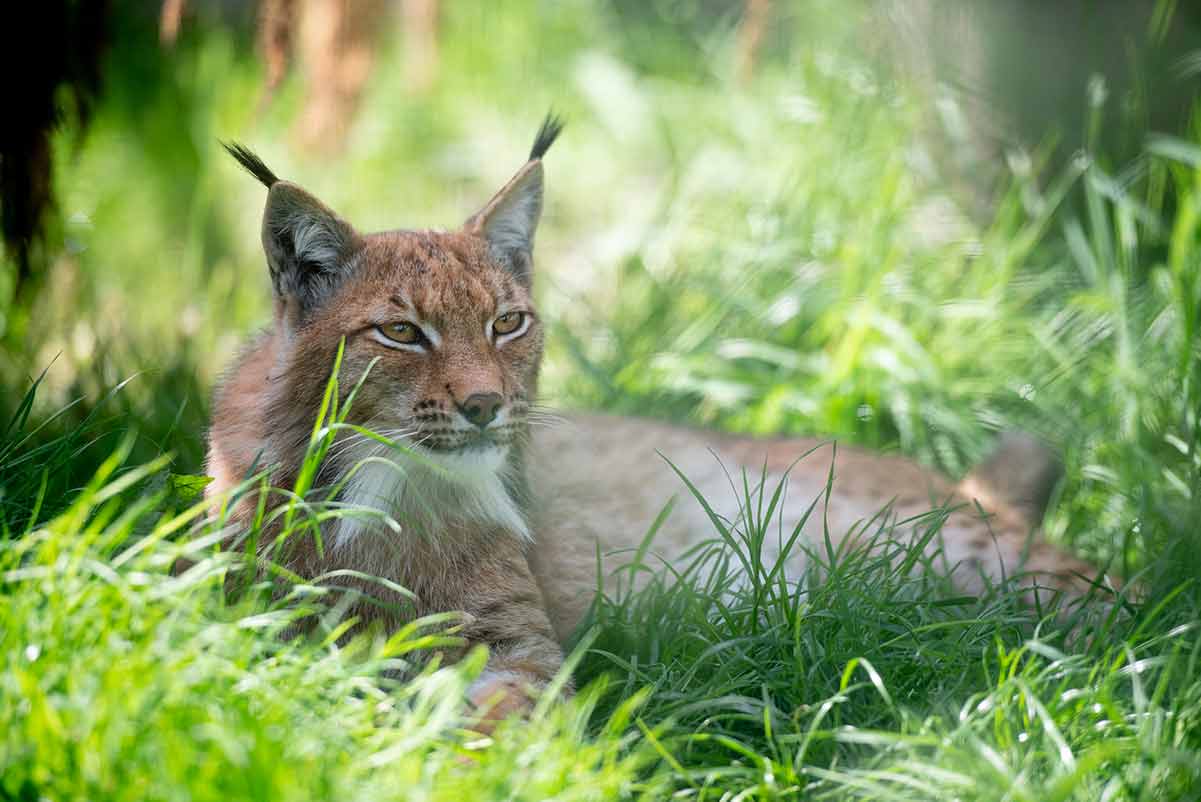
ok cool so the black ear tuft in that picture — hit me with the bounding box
[528,113,565,161]
[222,141,280,188]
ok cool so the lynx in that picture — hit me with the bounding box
[207,117,1118,720]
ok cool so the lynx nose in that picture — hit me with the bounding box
[459,392,503,429]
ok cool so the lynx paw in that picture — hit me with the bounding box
[466,670,538,726]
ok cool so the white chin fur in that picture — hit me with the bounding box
[331,439,530,552]
[426,444,510,483]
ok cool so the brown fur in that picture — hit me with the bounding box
[527,415,1113,642]
[208,121,1122,722]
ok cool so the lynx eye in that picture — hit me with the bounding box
[376,321,425,346]
[492,311,526,337]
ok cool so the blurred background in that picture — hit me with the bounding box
[2,0,1199,573]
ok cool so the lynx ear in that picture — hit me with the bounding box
[465,114,563,285]
[223,142,358,328]
[466,162,544,284]
[261,183,358,322]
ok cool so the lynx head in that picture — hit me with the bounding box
[224,117,563,539]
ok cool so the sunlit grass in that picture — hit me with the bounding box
[2,387,1194,799]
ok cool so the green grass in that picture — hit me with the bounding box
[2,2,1201,799]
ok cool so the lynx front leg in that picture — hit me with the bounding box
[455,543,568,724]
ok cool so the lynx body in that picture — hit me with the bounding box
[207,119,1109,718]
